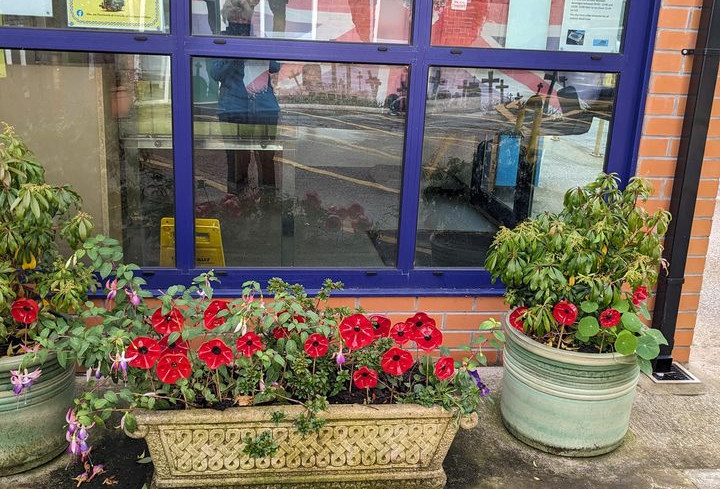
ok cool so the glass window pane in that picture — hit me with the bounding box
[431,0,626,53]
[417,66,616,267]
[192,0,412,43]
[0,1,170,32]
[0,50,174,266]
[193,57,407,267]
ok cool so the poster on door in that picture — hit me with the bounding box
[0,0,52,17]
[67,0,164,31]
[559,0,625,53]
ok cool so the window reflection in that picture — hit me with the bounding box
[193,58,408,267]
[417,67,616,267]
[192,0,412,43]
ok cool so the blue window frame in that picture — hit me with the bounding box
[0,0,662,295]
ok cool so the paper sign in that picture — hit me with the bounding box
[451,0,467,11]
[0,0,53,17]
[505,0,552,50]
[67,0,164,32]
[559,0,625,53]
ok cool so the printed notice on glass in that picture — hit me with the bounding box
[0,0,53,17]
[451,0,467,11]
[559,0,624,53]
[67,0,163,31]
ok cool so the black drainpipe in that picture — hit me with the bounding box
[652,0,720,373]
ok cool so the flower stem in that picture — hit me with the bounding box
[215,369,221,401]
[557,324,565,349]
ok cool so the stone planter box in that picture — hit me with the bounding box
[501,318,640,457]
[0,352,75,475]
[126,404,477,489]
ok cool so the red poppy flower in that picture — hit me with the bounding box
[632,286,649,305]
[339,314,374,350]
[406,312,436,339]
[236,332,264,357]
[353,366,378,389]
[203,300,229,330]
[304,334,329,358]
[197,339,234,370]
[509,307,528,332]
[434,357,455,380]
[155,354,192,384]
[381,347,414,376]
[126,337,162,370]
[151,307,185,335]
[273,327,290,339]
[11,298,38,324]
[552,301,578,326]
[390,322,413,345]
[159,335,189,355]
[414,325,443,351]
[369,315,392,338]
[599,308,621,328]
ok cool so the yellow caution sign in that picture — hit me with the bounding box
[160,218,225,267]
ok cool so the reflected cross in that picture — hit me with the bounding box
[496,79,509,103]
[481,70,500,103]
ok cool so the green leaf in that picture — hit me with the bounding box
[57,350,68,368]
[492,330,505,343]
[621,312,643,333]
[168,331,181,345]
[123,413,137,433]
[644,328,669,346]
[580,301,598,313]
[612,300,630,313]
[638,304,651,320]
[136,456,153,464]
[636,335,660,360]
[99,262,112,279]
[104,390,118,403]
[615,330,638,356]
[578,316,600,337]
[639,358,653,376]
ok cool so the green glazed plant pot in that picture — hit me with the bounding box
[500,318,640,457]
[0,351,75,475]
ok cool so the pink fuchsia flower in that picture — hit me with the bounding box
[109,349,137,381]
[125,288,141,307]
[66,409,93,455]
[335,346,346,367]
[105,279,118,302]
[9,368,42,396]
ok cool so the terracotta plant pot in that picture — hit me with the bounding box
[501,318,640,457]
[0,352,75,475]
[126,404,478,489]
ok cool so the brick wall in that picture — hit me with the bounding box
[636,0,719,363]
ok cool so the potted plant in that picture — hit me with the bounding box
[484,173,671,456]
[0,123,125,474]
[63,273,500,488]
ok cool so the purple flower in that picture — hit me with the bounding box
[9,368,42,396]
[468,369,490,397]
[105,278,118,302]
[109,349,136,382]
[336,350,346,367]
[125,288,141,307]
[66,410,94,456]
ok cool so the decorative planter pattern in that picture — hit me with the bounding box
[0,352,75,475]
[126,404,477,489]
[501,319,640,457]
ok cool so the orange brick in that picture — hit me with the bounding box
[676,311,698,328]
[651,74,690,94]
[387,313,416,325]
[655,30,697,50]
[657,7,691,28]
[691,218,713,236]
[688,237,710,255]
[639,198,671,213]
[358,297,416,312]
[672,347,690,363]
[651,53,686,74]
[679,293,701,310]
[446,349,500,366]
[475,296,508,311]
[669,138,682,156]
[700,161,720,178]
[416,297,474,312]
[674,330,695,348]
[685,257,706,274]
[444,314,497,331]
[636,158,676,177]
[639,138,670,157]
[442,331,490,348]
[644,116,685,137]
[697,178,720,198]
[645,95,678,115]
[324,297,358,309]
[694,199,717,217]
[705,139,720,157]
[682,276,704,293]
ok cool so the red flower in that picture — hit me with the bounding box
[369,315,391,338]
[126,337,162,370]
[151,307,185,335]
[552,301,578,326]
[11,298,38,324]
[599,308,621,328]
[339,314,374,350]
[390,322,413,345]
[197,339,234,370]
[632,286,649,305]
[304,334,329,358]
[509,307,528,332]
[434,357,455,380]
[273,327,290,339]
[381,347,414,376]
[406,312,436,339]
[414,325,443,351]
[159,335,189,355]
[236,332,264,357]
[204,300,229,330]
[353,366,378,389]
[155,354,192,384]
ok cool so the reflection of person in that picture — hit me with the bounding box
[211,2,281,192]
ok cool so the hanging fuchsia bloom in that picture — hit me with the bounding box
[105,279,118,302]
[109,349,136,381]
[9,368,42,396]
[66,409,93,455]
[125,288,141,307]
[335,346,346,367]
